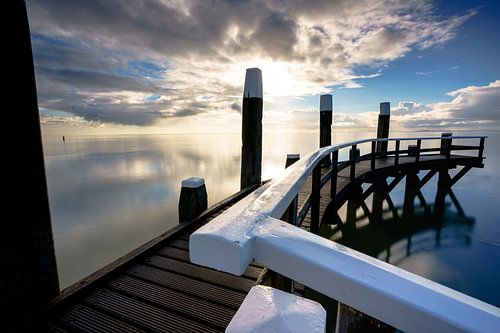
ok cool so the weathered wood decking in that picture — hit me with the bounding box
[29,153,482,332]
[29,187,266,332]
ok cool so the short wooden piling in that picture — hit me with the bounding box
[285,153,300,168]
[282,154,300,225]
[320,94,333,166]
[178,177,208,223]
[376,102,390,154]
[440,132,452,157]
[240,68,263,189]
[3,1,60,328]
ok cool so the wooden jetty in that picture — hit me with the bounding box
[26,139,484,332]
[26,186,266,332]
[7,2,498,331]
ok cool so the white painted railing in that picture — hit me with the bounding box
[190,136,499,333]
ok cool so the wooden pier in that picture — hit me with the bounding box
[9,5,494,330]
[24,143,484,332]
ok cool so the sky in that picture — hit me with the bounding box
[27,0,500,135]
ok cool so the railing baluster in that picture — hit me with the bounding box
[416,139,421,164]
[478,137,485,160]
[395,140,400,166]
[350,144,357,180]
[311,164,321,234]
[330,150,338,199]
[371,141,376,170]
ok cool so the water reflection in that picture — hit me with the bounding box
[323,178,499,306]
[42,130,500,304]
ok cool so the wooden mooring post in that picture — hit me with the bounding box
[376,102,390,154]
[2,1,60,329]
[282,154,300,225]
[178,177,208,223]
[240,68,263,189]
[320,94,333,166]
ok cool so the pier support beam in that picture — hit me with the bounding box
[240,68,263,190]
[178,177,208,222]
[371,180,387,223]
[403,173,420,217]
[319,94,333,166]
[434,170,450,218]
[376,102,390,155]
[2,1,59,328]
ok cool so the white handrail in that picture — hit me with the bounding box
[190,136,498,332]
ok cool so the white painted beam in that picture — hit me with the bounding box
[226,285,326,333]
[253,217,500,333]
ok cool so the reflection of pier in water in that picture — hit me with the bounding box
[324,187,475,266]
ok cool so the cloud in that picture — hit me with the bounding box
[27,0,475,128]
[392,80,500,128]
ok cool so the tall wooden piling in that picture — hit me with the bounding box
[376,102,390,154]
[178,177,208,222]
[240,68,263,189]
[2,1,60,328]
[319,94,333,165]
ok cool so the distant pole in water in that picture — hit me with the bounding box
[3,1,59,328]
[178,177,208,223]
[319,94,333,166]
[376,102,390,154]
[240,68,263,190]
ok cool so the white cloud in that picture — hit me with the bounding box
[392,80,500,128]
[27,0,475,129]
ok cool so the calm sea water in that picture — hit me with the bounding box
[42,129,500,306]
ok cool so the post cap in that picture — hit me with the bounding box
[320,94,333,112]
[380,102,390,115]
[441,133,452,137]
[287,153,300,159]
[243,68,263,98]
[181,177,205,188]
[226,286,326,333]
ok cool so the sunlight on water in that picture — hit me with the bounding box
[42,129,500,306]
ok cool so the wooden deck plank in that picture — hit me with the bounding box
[126,264,246,309]
[84,288,222,333]
[156,246,262,280]
[107,275,235,329]
[52,303,146,333]
[144,255,256,293]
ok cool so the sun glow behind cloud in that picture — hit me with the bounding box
[27,0,495,134]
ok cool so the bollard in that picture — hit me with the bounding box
[408,144,418,157]
[376,102,390,154]
[179,177,208,223]
[440,132,452,156]
[240,68,263,189]
[319,94,333,166]
[285,153,300,168]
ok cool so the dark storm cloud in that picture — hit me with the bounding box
[249,11,299,59]
[37,67,167,93]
